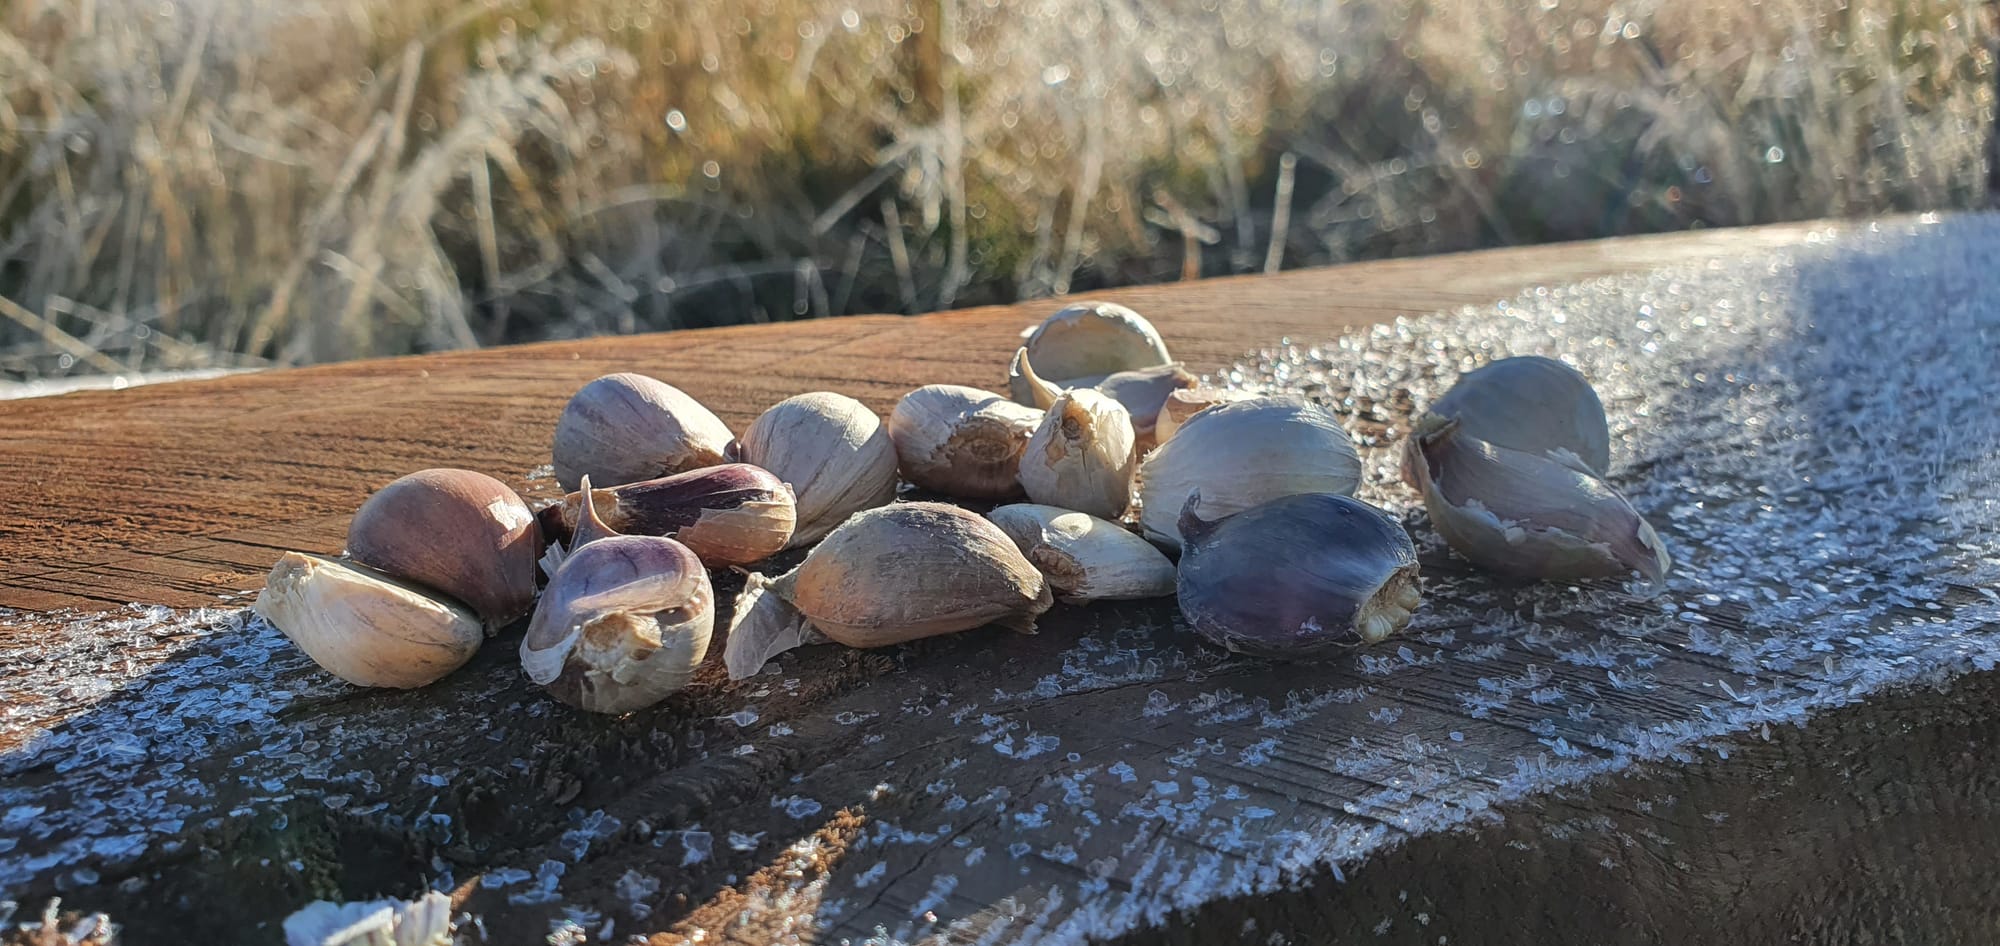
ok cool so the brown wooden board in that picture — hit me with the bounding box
[6,217,2000,945]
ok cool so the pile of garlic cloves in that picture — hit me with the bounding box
[253,300,1671,715]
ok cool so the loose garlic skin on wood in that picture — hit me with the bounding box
[740,392,899,547]
[345,468,542,632]
[889,384,1042,500]
[255,552,484,689]
[1176,492,1422,658]
[723,502,1053,679]
[1409,414,1670,584]
[1138,395,1363,551]
[551,372,737,491]
[1401,355,1611,488]
[1006,301,1173,408]
[987,503,1175,602]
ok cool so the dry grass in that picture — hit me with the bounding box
[0,0,1993,378]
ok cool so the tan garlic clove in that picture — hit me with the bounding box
[987,503,1175,602]
[1018,386,1137,519]
[1154,386,1254,443]
[1409,414,1670,584]
[1138,395,1363,550]
[1402,355,1611,488]
[255,552,484,689]
[520,533,714,714]
[723,502,1052,679]
[538,464,795,567]
[889,384,1042,499]
[346,468,541,631]
[1007,301,1172,406]
[740,392,898,546]
[552,372,737,491]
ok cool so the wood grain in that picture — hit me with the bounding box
[0,221,1828,614]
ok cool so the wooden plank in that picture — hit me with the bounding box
[0,222,1832,611]
[10,215,2000,946]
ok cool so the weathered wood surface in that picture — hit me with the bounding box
[6,215,2000,946]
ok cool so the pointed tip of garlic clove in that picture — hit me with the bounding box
[1009,347,1062,409]
[569,473,621,549]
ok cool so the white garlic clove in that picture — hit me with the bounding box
[723,502,1052,679]
[1404,355,1611,487]
[741,392,899,546]
[1154,386,1254,443]
[346,468,541,632]
[1410,415,1670,584]
[552,372,738,491]
[255,552,484,689]
[1007,301,1172,406]
[889,384,1043,499]
[521,533,714,714]
[1177,491,1421,657]
[987,503,1175,602]
[1018,386,1137,519]
[1138,395,1363,550]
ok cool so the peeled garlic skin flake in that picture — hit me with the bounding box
[1176,492,1421,658]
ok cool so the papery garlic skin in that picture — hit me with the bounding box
[521,534,714,714]
[540,464,795,566]
[255,552,484,689]
[889,384,1042,499]
[1013,346,1193,448]
[987,503,1175,602]
[1138,395,1363,550]
[1410,355,1611,482]
[1019,387,1137,519]
[346,468,541,631]
[552,373,737,491]
[1176,492,1421,657]
[1008,301,1172,406]
[1154,387,1254,443]
[1410,415,1670,584]
[741,392,898,546]
[724,502,1052,678]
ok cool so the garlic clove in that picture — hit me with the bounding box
[889,384,1042,499]
[1090,363,1199,446]
[1154,386,1254,443]
[1018,386,1137,519]
[1176,491,1421,657]
[1410,415,1670,584]
[1405,355,1611,487]
[346,468,541,632]
[1009,347,1063,410]
[255,552,484,688]
[740,392,899,546]
[723,502,1052,678]
[520,533,714,714]
[552,373,738,491]
[987,503,1175,602]
[1007,301,1172,406]
[1137,395,1363,551]
[539,464,795,567]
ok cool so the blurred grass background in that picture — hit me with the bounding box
[0,0,1993,379]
